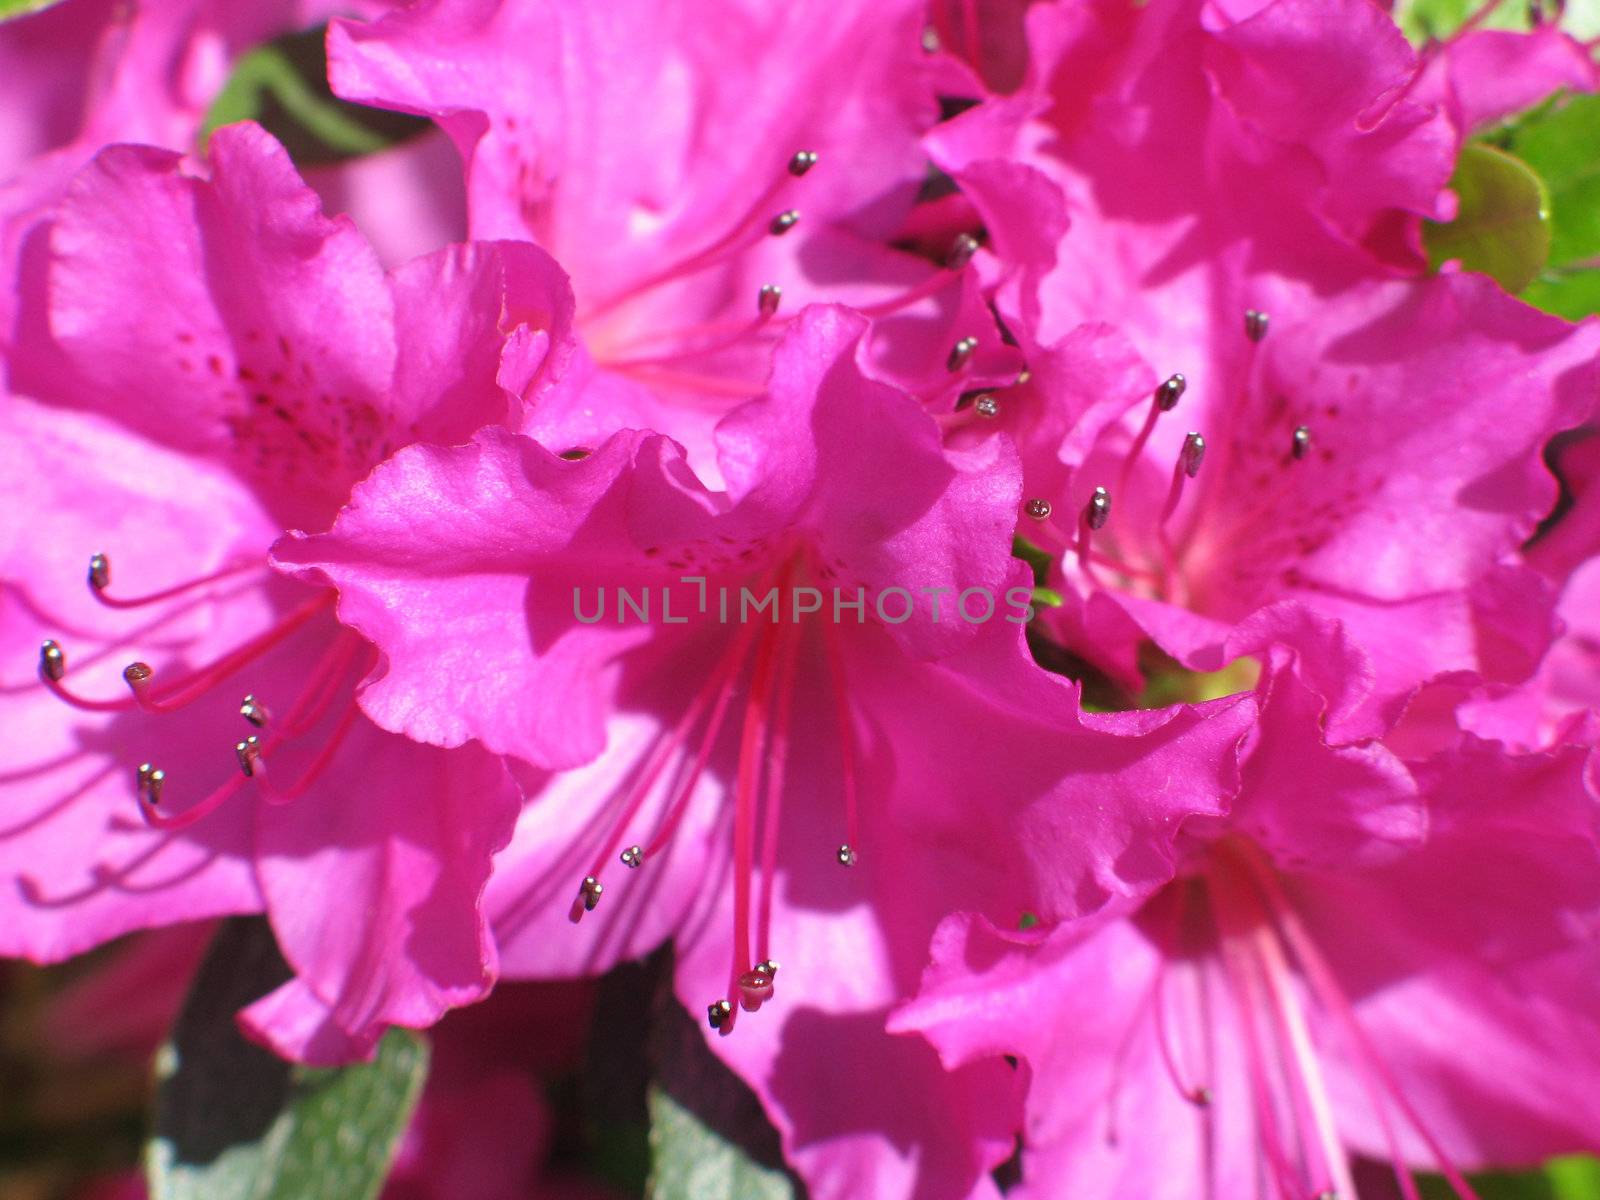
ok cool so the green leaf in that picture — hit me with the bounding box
[1394,0,1600,41]
[1521,264,1600,318]
[1494,92,1600,267]
[1424,142,1552,292]
[1011,534,1055,589]
[1397,0,1532,41]
[0,0,67,20]
[200,29,428,164]
[146,918,429,1200]
[644,966,802,1200]
[1548,1155,1600,1198]
[1410,1155,1600,1199]
[648,1088,795,1200]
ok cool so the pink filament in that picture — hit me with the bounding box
[730,619,783,1002]
[124,593,331,714]
[91,558,263,610]
[756,616,802,961]
[818,613,859,856]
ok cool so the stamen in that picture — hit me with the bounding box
[973,393,1000,419]
[137,762,164,805]
[729,620,784,1013]
[85,554,262,610]
[1217,931,1305,1199]
[1249,919,1358,1200]
[567,875,604,923]
[1077,487,1111,582]
[39,641,136,713]
[1157,434,1205,603]
[945,233,980,271]
[39,640,65,683]
[818,615,861,865]
[240,694,270,728]
[1119,373,1186,494]
[602,282,784,369]
[947,335,979,373]
[707,998,734,1032]
[1085,487,1111,530]
[1025,498,1053,521]
[758,283,782,319]
[249,700,363,806]
[1242,857,1483,1200]
[756,617,802,967]
[1292,425,1312,461]
[135,763,249,832]
[737,964,775,1013]
[858,233,983,320]
[1155,373,1187,412]
[632,619,764,863]
[620,845,643,869]
[1244,309,1270,343]
[118,592,331,714]
[235,735,262,778]
[581,154,817,321]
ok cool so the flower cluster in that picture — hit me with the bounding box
[3,1,1599,1197]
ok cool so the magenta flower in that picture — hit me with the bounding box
[321,0,1028,470]
[0,123,577,1060]
[923,0,1599,731]
[278,304,1258,1196]
[895,704,1600,1199]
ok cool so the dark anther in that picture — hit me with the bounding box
[1085,486,1112,531]
[1291,425,1312,461]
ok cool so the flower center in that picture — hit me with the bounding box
[581,151,988,403]
[1121,839,1485,1200]
[552,553,864,1036]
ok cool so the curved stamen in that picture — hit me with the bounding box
[1076,487,1112,582]
[87,553,263,610]
[570,617,762,922]
[1241,855,1483,1200]
[120,592,332,714]
[135,762,248,832]
[756,616,802,964]
[1157,433,1206,603]
[39,641,137,713]
[581,154,817,323]
[946,335,980,374]
[858,234,982,320]
[728,617,785,1023]
[1118,374,1186,495]
[600,283,783,370]
[816,611,860,868]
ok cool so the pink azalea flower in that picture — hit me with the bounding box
[278,304,1259,1197]
[894,713,1600,1199]
[322,0,1027,472]
[0,122,576,1060]
[925,0,1600,732]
